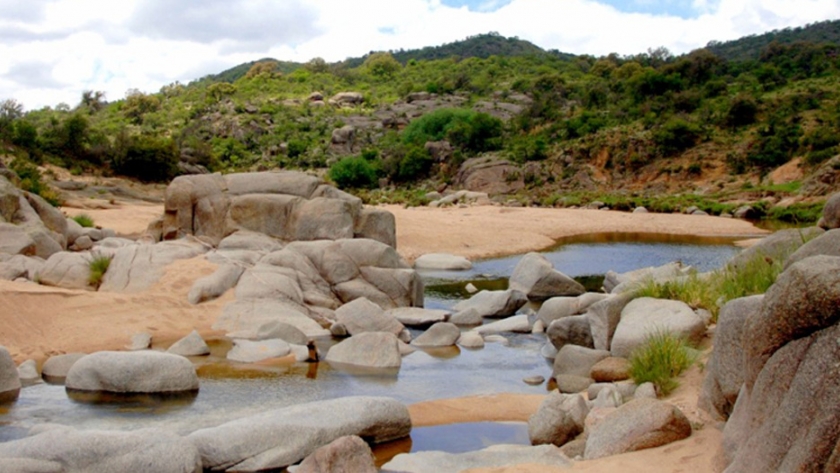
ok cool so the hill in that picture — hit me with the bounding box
[707,19,840,61]
[2,27,840,225]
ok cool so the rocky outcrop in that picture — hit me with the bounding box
[0,346,21,403]
[36,252,96,290]
[381,444,571,472]
[455,157,524,195]
[387,307,448,327]
[0,254,43,281]
[65,351,199,394]
[722,256,840,472]
[471,314,531,334]
[610,298,706,358]
[187,264,244,304]
[0,176,68,259]
[188,396,410,472]
[784,228,840,268]
[509,252,584,300]
[0,425,202,473]
[584,398,691,459]
[158,172,397,247]
[699,295,762,420]
[334,297,405,337]
[100,238,209,293]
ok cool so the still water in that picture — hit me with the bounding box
[0,233,743,452]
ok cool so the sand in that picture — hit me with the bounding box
[384,204,767,263]
[3,201,761,472]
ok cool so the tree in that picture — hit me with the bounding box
[79,90,106,113]
[123,90,160,124]
[363,52,402,79]
[245,61,279,79]
[0,99,24,142]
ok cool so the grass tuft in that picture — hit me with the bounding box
[88,255,111,288]
[629,331,698,397]
[636,251,784,322]
[72,213,95,228]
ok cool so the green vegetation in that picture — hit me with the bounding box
[88,255,112,288]
[1,24,839,211]
[328,155,380,189]
[636,251,786,321]
[72,213,95,228]
[629,331,698,396]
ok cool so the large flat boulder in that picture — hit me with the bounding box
[584,398,691,459]
[0,223,36,256]
[187,396,410,471]
[0,254,43,281]
[471,314,532,334]
[41,353,86,380]
[610,297,706,358]
[227,339,290,363]
[187,264,244,304]
[381,444,571,472]
[387,307,448,327]
[509,252,584,300]
[65,351,199,393]
[784,228,840,268]
[0,425,202,473]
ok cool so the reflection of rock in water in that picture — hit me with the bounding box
[66,388,198,408]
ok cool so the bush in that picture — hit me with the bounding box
[328,155,379,189]
[652,117,700,156]
[401,108,502,154]
[9,158,62,206]
[72,213,95,228]
[397,146,433,182]
[110,133,179,183]
[629,331,697,396]
[88,254,112,288]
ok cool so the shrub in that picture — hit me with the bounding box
[72,213,95,228]
[111,132,179,183]
[9,158,62,206]
[397,146,433,182]
[401,108,502,154]
[328,155,379,189]
[629,331,697,396]
[88,254,112,288]
[652,117,700,156]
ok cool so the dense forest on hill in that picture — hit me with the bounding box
[707,19,840,61]
[1,22,840,221]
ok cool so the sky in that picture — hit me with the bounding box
[1,0,839,110]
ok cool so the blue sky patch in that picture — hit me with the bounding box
[440,0,513,13]
[595,0,712,19]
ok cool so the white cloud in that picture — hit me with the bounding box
[1,0,839,110]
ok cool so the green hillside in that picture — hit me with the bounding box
[2,26,839,223]
[707,19,840,61]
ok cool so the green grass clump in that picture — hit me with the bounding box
[88,255,111,288]
[636,252,784,322]
[72,213,95,228]
[629,331,698,396]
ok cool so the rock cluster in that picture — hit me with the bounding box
[150,171,395,248]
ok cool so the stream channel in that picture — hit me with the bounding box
[0,232,743,463]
